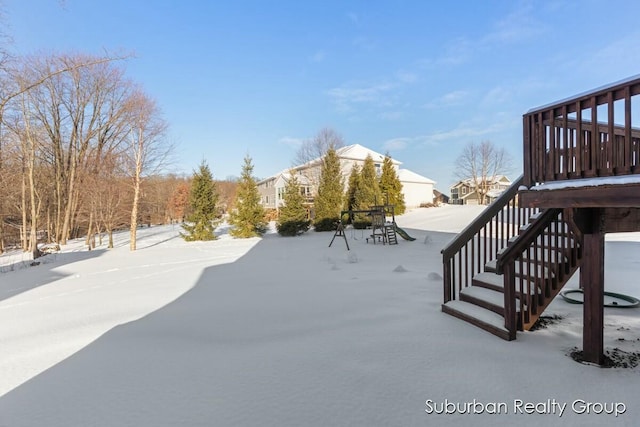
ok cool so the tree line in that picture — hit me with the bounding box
[0,51,237,256]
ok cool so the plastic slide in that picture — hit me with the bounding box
[394,224,416,241]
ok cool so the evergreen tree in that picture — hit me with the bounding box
[353,154,383,227]
[379,154,406,215]
[313,147,344,231]
[229,155,267,238]
[181,161,220,241]
[276,172,310,236]
[344,163,360,213]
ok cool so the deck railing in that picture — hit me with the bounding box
[442,176,539,303]
[494,209,582,334]
[523,76,640,188]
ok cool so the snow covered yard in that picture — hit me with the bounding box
[0,205,639,426]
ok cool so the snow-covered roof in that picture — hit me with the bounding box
[397,168,436,184]
[335,144,401,165]
[452,175,511,188]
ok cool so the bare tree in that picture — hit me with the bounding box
[293,127,345,166]
[0,52,130,251]
[454,140,513,205]
[122,89,171,251]
[292,127,345,191]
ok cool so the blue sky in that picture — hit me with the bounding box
[4,0,640,189]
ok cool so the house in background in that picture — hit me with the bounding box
[397,169,436,207]
[449,175,511,205]
[433,189,450,205]
[257,171,313,210]
[257,144,436,213]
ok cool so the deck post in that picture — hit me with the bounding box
[503,261,517,340]
[578,208,605,365]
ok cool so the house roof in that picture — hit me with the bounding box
[259,144,404,183]
[335,144,401,165]
[451,175,511,188]
[397,168,436,184]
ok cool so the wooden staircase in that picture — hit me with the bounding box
[441,178,583,340]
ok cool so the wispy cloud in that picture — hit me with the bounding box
[481,1,545,46]
[352,36,376,51]
[378,111,404,121]
[382,137,410,151]
[419,118,517,147]
[309,50,326,63]
[279,137,304,148]
[424,90,469,109]
[396,70,418,84]
[326,81,397,113]
[421,2,545,69]
[346,12,360,26]
[562,31,640,82]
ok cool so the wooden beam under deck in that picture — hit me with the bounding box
[519,183,640,209]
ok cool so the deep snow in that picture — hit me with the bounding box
[0,205,639,427]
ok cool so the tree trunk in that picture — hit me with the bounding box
[130,181,139,251]
[21,171,28,251]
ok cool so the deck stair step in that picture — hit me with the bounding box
[483,259,553,280]
[460,285,521,315]
[441,300,512,341]
[474,270,543,296]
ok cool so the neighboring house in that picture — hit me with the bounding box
[396,169,436,208]
[449,175,511,205]
[257,171,313,210]
[433,189,450,205]
[257,144,436,212]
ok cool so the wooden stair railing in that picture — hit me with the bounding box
[442,175,538,304]
[495,209,583,335]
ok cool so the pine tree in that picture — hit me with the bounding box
[313,147,344,231]
[353,154,383,227]
[344,163,360,213]
[229,155,267,238]
[181,161,220,241]
[276,172,310,236]
[379,154,406,215]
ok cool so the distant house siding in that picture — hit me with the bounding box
[259,145,436,214]
[402,181,434,208]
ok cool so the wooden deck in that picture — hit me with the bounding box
[443,76,640,365]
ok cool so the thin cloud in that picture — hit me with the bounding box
[309,50,326,63]
[379,111,404,121]
[419,121,513,147]
[382,138,410,151]
[352,36,376,51]
[279,137,304,149]
[424,90,469,109]
[326,81,396,113]
[481,1,545,46]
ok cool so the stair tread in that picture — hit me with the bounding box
[444,300,508,333]
[461,285,520,310]
[474,271,505,289]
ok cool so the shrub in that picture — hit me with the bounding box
[313,217,338,232]
[277,220,311,236]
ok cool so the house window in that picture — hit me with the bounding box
[462,187,467,195]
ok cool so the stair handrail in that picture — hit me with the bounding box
[442,175,524,259]
[493,208,560,272]
[442,175,526,304]
[494,208,581,335]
